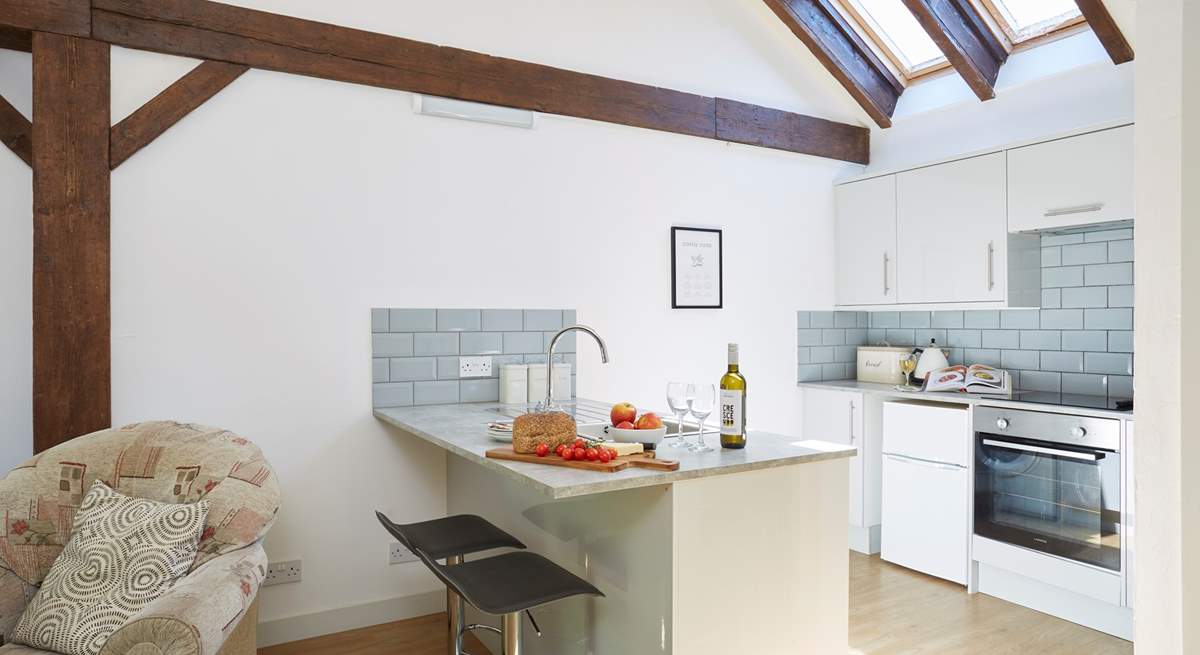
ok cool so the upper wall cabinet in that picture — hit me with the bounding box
[897,153,1008,304]
[835,176,897,306]
[1007,125,1134,232]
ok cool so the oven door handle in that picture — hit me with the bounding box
[981,438,1103,461]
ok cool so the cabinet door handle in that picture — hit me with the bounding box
[1044,203,1104,217]
[883,253,890,296]
[987,241,995,291]
[848,401,855,444]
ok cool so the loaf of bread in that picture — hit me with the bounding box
[512,411,577,454]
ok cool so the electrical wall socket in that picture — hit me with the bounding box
[459,356,493,378]
[263,559,302,586]
[390,542,420,565]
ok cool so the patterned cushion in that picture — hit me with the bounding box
[10,482,209,655]
[0,421,280,592]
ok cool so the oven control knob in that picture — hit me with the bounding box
[995,418,1010,430]
[1071,426,1087,439]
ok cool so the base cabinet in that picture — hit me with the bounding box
[802,387,882,553]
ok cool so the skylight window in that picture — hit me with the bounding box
[835,0,950,83]
[979,0,1084,43]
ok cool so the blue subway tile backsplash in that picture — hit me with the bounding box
[798,231,1135,400]
[372,308,576,408]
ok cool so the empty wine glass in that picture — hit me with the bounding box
[664,382,690,449]
[687,383,715,452]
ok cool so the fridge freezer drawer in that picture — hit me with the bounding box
[881,453,970,585]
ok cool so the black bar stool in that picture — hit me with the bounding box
[375,512,525,654]
[420,549,604,655]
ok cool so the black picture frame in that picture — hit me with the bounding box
[671,226,723,309]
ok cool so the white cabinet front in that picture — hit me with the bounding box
[835,175,897,306]
[881,454,969,585]
[1007,125,1134,232]
[802,388,865,526]
[897,152,1007,304]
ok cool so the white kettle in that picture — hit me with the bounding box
[913,339,950,382]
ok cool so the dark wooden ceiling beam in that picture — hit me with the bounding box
[0,0,90,38]
[90,0,867,163]
[716,98,868,164]
[762,0,902,129]
[111,60,249,169]
[903,0,1008,101]
[1075,0,1133,64]
[31,33,112,453]
[0,25,32,52]
[0,92,31,166]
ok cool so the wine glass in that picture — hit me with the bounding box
[686,383,715,453]
[664,382,690,449]
[898,354,918,391]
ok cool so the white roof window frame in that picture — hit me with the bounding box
[831,0,953,86]
[974,0,1088,49]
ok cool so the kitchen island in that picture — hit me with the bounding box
[375,398,855,655]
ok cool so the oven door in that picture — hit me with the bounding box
[974,432,1121,571]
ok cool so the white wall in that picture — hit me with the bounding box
[1133,0,1199,651]
[0,0,863,641]
[0,50,31,476]
[866,51,1134,174]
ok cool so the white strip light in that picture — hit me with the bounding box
[413,94,535,129]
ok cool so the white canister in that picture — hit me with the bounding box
[527,363,573,403]
[499,364,528,404]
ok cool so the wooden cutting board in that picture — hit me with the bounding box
[485,447,680,472]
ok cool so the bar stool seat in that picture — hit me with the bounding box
[376,512,526,559]
[434,551,604,615]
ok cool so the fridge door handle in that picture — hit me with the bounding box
[884,453,962,471]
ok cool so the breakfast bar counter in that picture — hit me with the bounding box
[376,399,855,655]
[374,400,854,499]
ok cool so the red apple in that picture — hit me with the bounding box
[616,420,636,430]
[610,402,637,427]
[635,413,663,430]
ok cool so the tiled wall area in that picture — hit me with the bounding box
[372,308,577,408]
[799,228,1135,399]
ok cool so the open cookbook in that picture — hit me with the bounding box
[922,364,1013,395]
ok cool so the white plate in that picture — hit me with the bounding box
[488,432,514,443]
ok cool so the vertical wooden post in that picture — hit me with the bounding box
[31,33,111,452]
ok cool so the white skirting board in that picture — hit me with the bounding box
[978,565,1133,640]
[256,589,444,648]
[849,523,880,555]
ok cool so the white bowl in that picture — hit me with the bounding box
[603,425,667,445]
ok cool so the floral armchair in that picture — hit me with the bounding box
[0,422,281,655]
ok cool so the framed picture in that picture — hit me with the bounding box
[671,226,723,309]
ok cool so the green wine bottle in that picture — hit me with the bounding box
[720,343,747,449]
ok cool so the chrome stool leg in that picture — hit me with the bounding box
[446,555,463,655]
[501,612,522,655]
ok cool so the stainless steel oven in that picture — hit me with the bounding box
[974,407,1122,571]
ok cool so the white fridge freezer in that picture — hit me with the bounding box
[880,400,971,585]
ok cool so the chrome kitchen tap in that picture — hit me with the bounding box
[540,325,609,411]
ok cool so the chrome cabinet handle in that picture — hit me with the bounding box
[982,438,1103,461]
[883,253,890,296]
[987,241,995,291]
[1044,203,1104,217]
[848,401,855,444]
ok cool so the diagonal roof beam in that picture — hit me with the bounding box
[763,0,903,129]
[1074,0,1133,65]
[111,60,250,169]
[903,0,1008,101]
[0,92,31,166]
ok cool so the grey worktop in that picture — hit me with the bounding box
[797,380,1134,420]
[374,399,856,499]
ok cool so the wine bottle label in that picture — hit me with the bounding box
[720,389,744,436]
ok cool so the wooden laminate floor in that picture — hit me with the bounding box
[259,553,1134,655]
